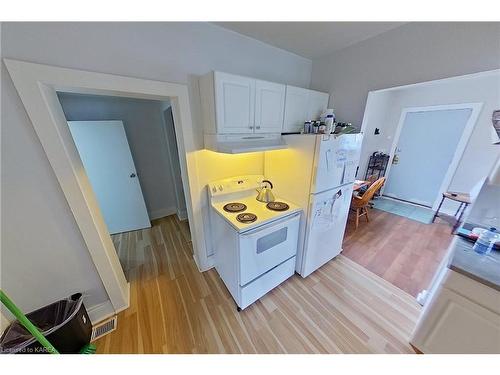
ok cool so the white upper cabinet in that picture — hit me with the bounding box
[283,85,329,133]
[307,90,330,121]
[283,86,310,133]
[200,71,328,136]
[255,80,286,133]
[214,72,255,134]
[200,71,284,135]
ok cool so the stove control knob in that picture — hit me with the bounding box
[218,185,223,191]
[212,186,217,193]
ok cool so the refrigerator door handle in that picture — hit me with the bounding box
[325,149,332,171]
[329,189,342,214]
[340,162,346,184]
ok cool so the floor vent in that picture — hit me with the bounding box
[91,316,117,342]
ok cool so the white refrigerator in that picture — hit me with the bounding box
[264,133,363,277]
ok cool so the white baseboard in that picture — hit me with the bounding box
[86,300,116,325]
[149,206,177,220]
[193,253,215,272]
[177,208,188,221]
[205,255,215,270]
[0,310,12,334]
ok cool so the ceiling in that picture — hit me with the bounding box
[214,22,405,59]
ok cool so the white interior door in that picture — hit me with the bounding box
[254,79,285,133]
[68,120,151,234]
[384,108,473,207]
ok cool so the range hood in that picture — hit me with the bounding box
[204,134,287,154]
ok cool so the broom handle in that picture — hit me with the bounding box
[0,290,59,354]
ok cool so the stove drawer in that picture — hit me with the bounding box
[239,256,296,309]
[239,213,300,286]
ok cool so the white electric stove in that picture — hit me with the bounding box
[208,175,302,310]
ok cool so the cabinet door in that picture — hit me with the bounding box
[214,72,255,134]
[414,287,500,353]
[255,80,286,133]
[283,85,310,133]
[307,90,329,121]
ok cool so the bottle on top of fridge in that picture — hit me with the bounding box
[325,114,334,135]
[318,122,326,134]
[313,121,319,134]
[303,121,311,134]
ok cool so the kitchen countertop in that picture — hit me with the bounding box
[448,235,500,292]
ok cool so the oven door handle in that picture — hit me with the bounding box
[240,212,301,237]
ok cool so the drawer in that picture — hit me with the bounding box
[239,256,296,309]
[239,213,300,285]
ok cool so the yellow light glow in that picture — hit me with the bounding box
[196,149,265,185]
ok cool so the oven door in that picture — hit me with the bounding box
[239,212,300,286]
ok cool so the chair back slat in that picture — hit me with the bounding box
[357,177,386,205]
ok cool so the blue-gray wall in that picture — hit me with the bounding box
[57,93,181,220]
[311,22,500,126]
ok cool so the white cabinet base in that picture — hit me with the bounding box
[411,269,500,353]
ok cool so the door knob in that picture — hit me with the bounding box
[130,173,136,178]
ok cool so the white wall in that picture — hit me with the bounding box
[466,156,500,228]
[310,22,500,127]
[0,311,10,334]
[358,71,500,212]
[57,93,179,220]
[1,22,311,317]
[161,104,188,221]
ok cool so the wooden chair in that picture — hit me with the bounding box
[351,177,386,229]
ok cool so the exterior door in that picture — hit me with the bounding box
[254,80,285,133]
[384,108,472,207]
[68,120,151,234]
[214,72,255,134]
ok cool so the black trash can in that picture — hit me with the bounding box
[0,293,92,354]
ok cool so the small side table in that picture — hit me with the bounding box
[432,191,471,234]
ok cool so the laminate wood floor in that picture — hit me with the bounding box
[343,207,453,297]
[98,215,421,354]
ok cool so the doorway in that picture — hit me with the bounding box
[5,59,202,321]
[58,92,189,280]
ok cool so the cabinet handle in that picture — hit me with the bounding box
[256,126,261,129]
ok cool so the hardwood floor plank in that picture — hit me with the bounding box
[99,214,423,354]
[343,207,452,297]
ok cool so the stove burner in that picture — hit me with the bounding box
[236,213,257,223]
[266,201,290,211]
[223,202,247,213]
